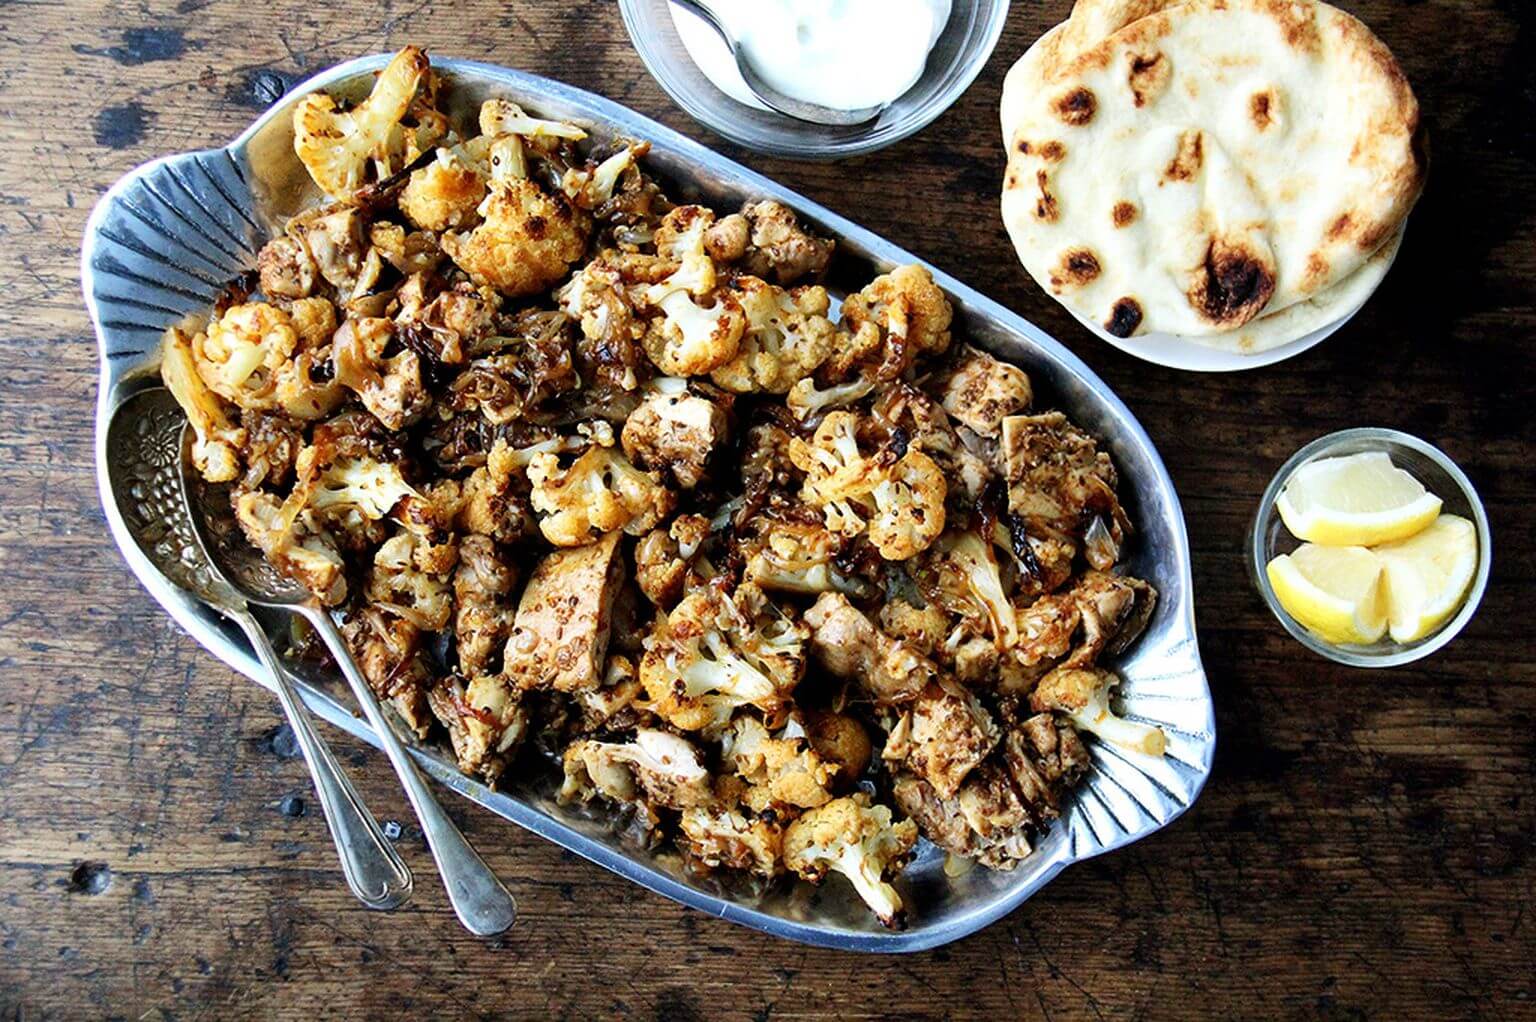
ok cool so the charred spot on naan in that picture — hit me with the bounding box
[1163,130,1205,182]
[1105,297,1144,338]
[1256,0,1323,53]
[1111,201,1138,228]
[1053,87,1098,126]
[1035,170,1060,223]
[1051,249,1102,292]
[1127,50,1170,107]
[1250,88,1279,130]
[1188,237,1276,328]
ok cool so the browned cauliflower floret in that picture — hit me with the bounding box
[426,673,528,783]
[803,592,935,704]
[161,325,244,483]
[918,529,1020,651]
[636,206,747,376]
[452,534,517,678]
[292,46,444,199]
[838,264,953,379]
[1030,666,1166,756]
[442,177,589,297]
[882,679,1001,799]
[256,235,316,299]
[399,146,488,232]
[233,490,347,605]
[742,517,851,596]
[639,584,807,736]
[789,411,946,560]
[720,716,837,813]
[192,302,296,409]
[782,794,918,929]
[678,805,784,878]
[709,278,837,394]
[332,316,431,430]
[633,514,711,607]
[619,378,728,489]
[727,200,834,284]
[364,530,454,631]
[938,345,1033,437]
[801,710,873,787]
[526,445,675,547]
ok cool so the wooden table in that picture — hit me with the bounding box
[1,1,1531,1017]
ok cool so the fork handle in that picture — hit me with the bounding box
[235,613,414,911]
[301,608,517,937]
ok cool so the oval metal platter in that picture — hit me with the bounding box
[83,54,1216,953]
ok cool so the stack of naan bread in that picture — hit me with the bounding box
[1000,0,1426,354]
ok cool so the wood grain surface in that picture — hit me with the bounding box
[1,1,1533,1018]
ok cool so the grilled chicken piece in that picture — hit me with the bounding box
[1012,570,1157,675]
[505,531,624,692]
[882,679,1000,799]
[1001,412,1128,557]
[340,606,435,738]
[893,712,1090,869]
[803,592,935,704]
[937,345,1033,437]
[452,534,518,678]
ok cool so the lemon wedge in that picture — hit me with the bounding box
[1266,544,1387,645]
[1375,514,1478,643]
[1276,451,1442,546]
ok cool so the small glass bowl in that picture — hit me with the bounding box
[1248,428,1492,667]
[617,0,1011,160]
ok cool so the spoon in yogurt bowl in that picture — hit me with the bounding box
[670,0,951,126]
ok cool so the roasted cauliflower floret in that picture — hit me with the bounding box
[709,278,837,394]
[161,325,244,483]
[882,679,1000,799]
[803,592,935,704]
[619,378,729,489]
[332,316,431,430]
[801,710,873,787]
[192,302,296,408]
[526,445,675,547]
[1030,666,1166,756]
[256,234,316,299]
[234,490,347,605]
[678,805,784,878]
[938,345,1033,437]
[920,530,1020,650]
[443,177,589,297]
[633,514,715,607]
[789,411,946,560]
[839,264,953,379]
[723,200,834,284]
[365,531,454,631]
[399,146,488,232]
[782,794,918,929]
[298,452,418,525]
[558,728,715,813]
[720,716,837,813]
[291,46,444,199]
[639,585,808,736]
[785,375,876,422]
[742,518,864,597]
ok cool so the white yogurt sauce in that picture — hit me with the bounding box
[670,0,951,113]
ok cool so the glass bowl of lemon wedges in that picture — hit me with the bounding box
[1250,428,1492,667]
